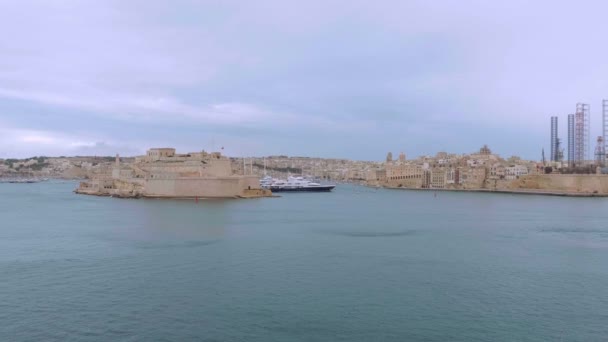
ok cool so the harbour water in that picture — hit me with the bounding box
[2,181,608,341]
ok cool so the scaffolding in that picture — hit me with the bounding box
[596,136,605,167]
[574,103,590,165]
[550,116,558,162]
[603,100,608,166]
[567,114,575,166]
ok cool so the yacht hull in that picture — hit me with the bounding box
[270,185,335,192]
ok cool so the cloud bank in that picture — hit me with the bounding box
[1,0,607,159]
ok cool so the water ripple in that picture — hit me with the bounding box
[320,230,417,238]
[135,240,220,249]
[539,228,608,234]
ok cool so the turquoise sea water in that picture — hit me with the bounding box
[2,181,608,341]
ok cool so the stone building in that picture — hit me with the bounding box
[366,169,387,184]
[446,168,457,185]
[489,163,506,180]
[430,169,447,189]
[386,163,424,188]
[386,152,393,163]
[459,168,487,189]
[479,145,492,155]
[398,152,406,163]
[505,165,529,180]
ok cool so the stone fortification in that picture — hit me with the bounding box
[76,148,271,199]
[506,174,608,195]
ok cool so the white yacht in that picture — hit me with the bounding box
[265,176,335,192]
[260,175,274,188]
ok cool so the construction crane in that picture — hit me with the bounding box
[541,148,546,166]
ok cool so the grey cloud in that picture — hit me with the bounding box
[1,0,608,159]
[71,142,141,157]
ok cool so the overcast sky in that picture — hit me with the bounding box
[1,0,607,160]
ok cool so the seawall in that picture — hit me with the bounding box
[505,174,608,195]
[381,174,608,197]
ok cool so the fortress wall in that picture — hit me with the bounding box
[241,176,261,189]
[174,178,243,197]
[508,174,608,194]
[77,148,271,199]
[143,160,232,177]
[145,178,246,198]
[145,179,177,196]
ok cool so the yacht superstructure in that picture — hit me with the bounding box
[262,176,335,192]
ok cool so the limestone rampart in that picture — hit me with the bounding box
[506,174,608,194]
[144,176,261,198]
[75,148,271,199]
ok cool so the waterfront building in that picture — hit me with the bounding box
[366,169,387,184]
[192,144,608,195]
[459,168,487,189]
[376,145,513,190]
[346,169,367,181]
[430,169,447,189]
[505,165,529,180]
[446,168,457,184]
[385,163,424,188]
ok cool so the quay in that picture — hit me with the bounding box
[384,186,608,198]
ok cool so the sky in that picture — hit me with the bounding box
[1,0,607,161]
